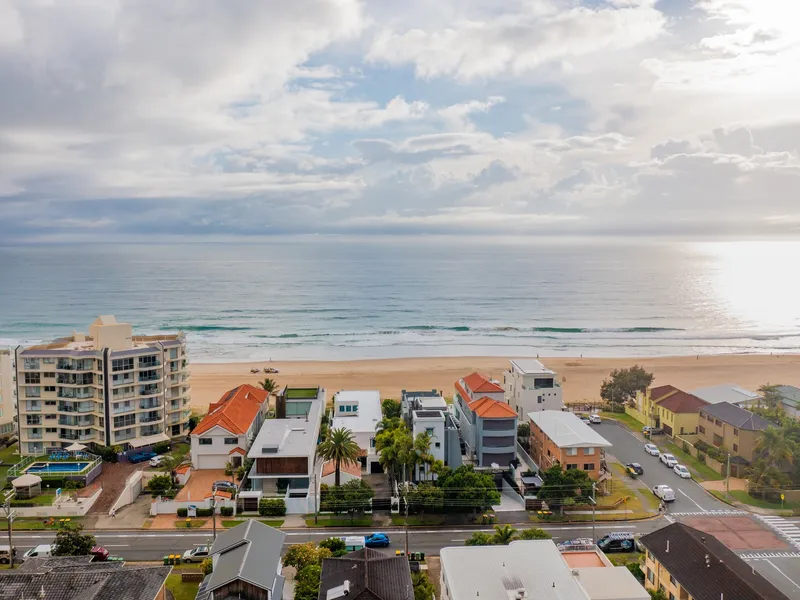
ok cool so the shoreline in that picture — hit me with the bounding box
[187,353,800,413]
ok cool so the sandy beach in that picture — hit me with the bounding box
[188,354,800,413]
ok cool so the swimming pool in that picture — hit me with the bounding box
[26,462,90,474]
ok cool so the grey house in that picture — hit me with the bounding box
[454,376,518,468]
[197,520,286,600]
[402,390,462,479]
[319,549,413,600]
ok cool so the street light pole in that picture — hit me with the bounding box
[2,491,16,569]
[210,494,217,542]
[590,483,597,544]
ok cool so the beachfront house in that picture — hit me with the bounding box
[275,385,326,418]
[504,359,565,419]
[190,384,268,470]
[697,402,774,465]
[244,400,322,514]
[331,390,383,474]
[400,389,444,423]
[453,373,518,468]
[402,390,462,480]
[729,384,800,420]
[528,410,612,480]
[692,384,760,406]
[14,315,191,456]
[651,389,709,437]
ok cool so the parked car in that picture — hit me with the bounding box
[365,533,391,548]
[626,463,644,476]
[652,485,675,502]
[23,545,53,561]
[644,443,660,456]
[580,415,591,424]
[642,426,663,436]
[90,546,109,562]
[673,464,692,479]
[212,481,237,493]
[596,532,640,553]
[149,455,164,467]
[0,545,17,564]
[182,546,210,563]
[589,414,602,424]
[130,451,156,464]
[660,453,678,468]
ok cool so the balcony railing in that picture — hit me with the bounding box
[58,402,95,413]
[112,378,134,387]
[113,420,136,429]
[139,373,161,382]
[140,385,160,396]
[113,404,135,414]
[139,415,162,424]
[139,401,162,410]
[115,431,136,442]
[140,426,162,437]
[27,433,43,440]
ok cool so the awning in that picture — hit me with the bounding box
[65,442,86,452]
[12,474,42,488]
[128,432,170,449]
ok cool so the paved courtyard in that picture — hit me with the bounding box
[174,469,229,501]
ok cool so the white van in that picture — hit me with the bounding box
[23,544,54,560]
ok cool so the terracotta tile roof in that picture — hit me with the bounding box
[468,396,517,419]
[649,385,680,402]
[322,460,362,478]
[228,447,246,455]
[205,490,232,500]
[192,384,268,436]
[462,372,503,395]
[657,391,709,414]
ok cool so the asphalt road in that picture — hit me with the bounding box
[6,521,668,562]
[593,421,732,512]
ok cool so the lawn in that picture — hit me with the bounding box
[389,514,446,527]
[600,411,644,432]
[305,514,374,527]
[6,517,83,530]
[608,552,643,567]
[166,573,200,600]
[0,444,20,482]
[603,464,644,513]
[662,441,723,482]
[727,490,800,511]
[174,519,207,529]
[222,519,284,528]
[168,442,190,463]
[19,490,57,506]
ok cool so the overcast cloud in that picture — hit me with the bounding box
[1,0,799,241]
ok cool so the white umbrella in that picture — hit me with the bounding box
[65,442,86,452]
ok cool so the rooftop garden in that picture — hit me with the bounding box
[285,387,320,399]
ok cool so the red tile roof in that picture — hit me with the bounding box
[657,391,709,414]
[650,385,680,402]
[228,447,246,455]
[322,460,362,478]
[192,384,268,436]
[462,372,504,395]
[468,396,517,418]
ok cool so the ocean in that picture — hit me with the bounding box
[1,238,799,361]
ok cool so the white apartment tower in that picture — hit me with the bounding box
[15,316,191,456]
[0,350,16,436]
[504,358,565,419]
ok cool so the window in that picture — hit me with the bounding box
[699,425,705,434]
[45,415,56,420]
[435,442,441,448]
[584,447,595,455]
[112,357,135,372]
[370,437,376,448]
[733,428,739,436]
[23,359,40,370]
[566,447,578,456]
[224,437,238,445]
[199,438,212,445]
[339,405,346,413]
[583,463,594,471]
[43,357,55,364]
[25,387,41,398]
[46,428,57,433]
[45,400,56,405]
[669,575,676,585]
[44,386,56,393]
[25,372,41,384]
[647,569,654,584]
[566,463,577,470]
[669,593,675,600]
[715,419,722,426]
[426,427,434,436]
[733,444,738,452]
[537,396,542,404]
[43,372,55,379]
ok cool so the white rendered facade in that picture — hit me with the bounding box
[504,359,565,419]
[412,409,445,480]
[331,390,382,473]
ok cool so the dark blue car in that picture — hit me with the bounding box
[364,533,390,548]
[130,451,156,464]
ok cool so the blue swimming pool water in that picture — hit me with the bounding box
[26,462,90,473]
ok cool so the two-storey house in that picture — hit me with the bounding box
[504,359,565,419]
[697,402,773,465]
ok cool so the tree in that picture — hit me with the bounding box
[342,479,375,522]
[317,428,360,487]
[491,525,518,545]
[600,366,654,408]
[259,377,278,394]
[319,537,346,553]
[52,522,95,556]
[295,564,323,600]
[376,424,414,485]
[188,414,199,432]
[649,589,668,600]
[755,426,796,469]
[224,461,234,477]
[759,384,784,411]
[147,474,173,494]
[747,459,791,500]
[283,542,332,571]
[382,399,402,419]
[518,527,551,540]
[430,459,446,481]
[438,465,501,511]
[537,465,593,505]
[200,558,213,576]
[236,464,246,481]
[413,432,434,480]
[412,571,436,600]
[464,532,494,546]
[405,482,444,514]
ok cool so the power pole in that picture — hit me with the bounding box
[211,494,217,542]
[590,483,597,545]
[725,454,731,502]
[2,491,16,569]
[404,482,409,557]
[313,468,318,525]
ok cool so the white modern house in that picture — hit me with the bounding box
[504,359,565,419]
[331,390,383,474]
[190,384,269,470]
[244,400,322,514]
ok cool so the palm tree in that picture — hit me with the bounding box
[317,428,360,486]
[430,459,445,482]
[491,525,518,545]
[756,426,796,469]
[758,384,783,411]
[414,432,433,481]
[259,377,278,394]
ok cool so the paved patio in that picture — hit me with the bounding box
[174,469,230,502]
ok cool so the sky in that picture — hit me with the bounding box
[1,0,800,241]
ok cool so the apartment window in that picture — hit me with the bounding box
[45,400,56,405]
[715,419,722,426]
[699,425,705,434]
[669,594,675,600]
[339,405,345,413]
[537,396,542,404]
[733,428,739,436]
[169,348,178,359]
[566,447,578,456]
[46,428,57,433]
[370,437,376,448]
[44,386,56,393]
[584,447,595,455]
[733,444,738,452]
[224,437,238,445]
[647,569,654,584]
[113,414,136,428]
[199,438,212,445]
[138,355,159,368]
[23,359,40,370]
[566,463,577,470]
[583,463,594,471]
[25,387,41,398]
[43,372,55,378]
[45,415,56,420]
[24,372,41,384]
[43,358,55,364]
[426,427,434,436]
[669,575,676,585]
[112,357,134,372]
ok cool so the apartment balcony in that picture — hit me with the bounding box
[60,432,80,441]
[115,431,136,442]
[137,360,161,370]
[57,390,94,400]
[58,417,94,427]
[26,418,42,426]
[113,419,136,430]
[139,413,163,424]
[26,432,43,440]
[138,372,161,383]
[168,413,181,424]
[112,391,136,401]
[140,426,163,437]
[139,400,162,410]
[58,402,95,413]
[113,404,136,415]
[139,385,160,396]
[112,378,135,387]
[79,432,95,441]
[25,403,42,412]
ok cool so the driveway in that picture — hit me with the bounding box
[593,422,733,513]
[175,469,230,501]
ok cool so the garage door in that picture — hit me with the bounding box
[197,454,228,470]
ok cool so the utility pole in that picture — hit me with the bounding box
[2,490,16,569]
[590,483,597,545]
[313,467,318,525]
[210,494,217,542]
[725,454,731,502]
[402,463,409,556]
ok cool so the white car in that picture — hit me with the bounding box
[644,443,660,456]
[182,546,210,563]
[652,485,675,502]
[589,414,602,424]
[660,453,678,468]
[674,464,692,479]
[149,455,164,467]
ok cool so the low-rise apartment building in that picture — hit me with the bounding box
[0,350,16,436]
[640,522,789,600]
[731,384,800,420]
[697,402,773,464]
[15,316,191,456]
[652,389,709,437]
[529,410,612,479]
[504,359,564,419]
[331,390,383,474]
[190,385,268,470]
[454,374,517,468]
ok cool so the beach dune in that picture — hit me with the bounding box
[188,354,800,413]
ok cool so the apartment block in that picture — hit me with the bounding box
[529,410,612,480]
[15,316,191,456]
[504,359,564,419]
[0,350,16,436]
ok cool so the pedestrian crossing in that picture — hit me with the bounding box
[669,510,749,517]
[758,515,800,551]
[741,551,800,560]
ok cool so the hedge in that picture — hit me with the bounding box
[177,508,188,518]
[220,506,234,517]
[153,442,171,455]
[259,498,286,516]
[177,507,214,517]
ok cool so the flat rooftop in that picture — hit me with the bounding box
[510,358,556,375]
[284,387,321,400]
[248,401,321,460]
[23,334,182,353]
[562,551,607,568]
[529,410,612,449]
[332,390,382,434]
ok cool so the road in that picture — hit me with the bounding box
[7,521,668,562]
[593,421,732,512]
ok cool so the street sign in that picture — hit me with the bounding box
[188,504,197,518]
[781,494,785,500]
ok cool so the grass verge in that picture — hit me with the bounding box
[608,552,643,566]
[600,411,644,432]
[727,490,800,511]
[174,519,207,529]
[389,515,446,527]
[662,441,723,482]
[166,573,200,600]
[6,517,83,530]
[222,519,284,528]
[304,515,374,527]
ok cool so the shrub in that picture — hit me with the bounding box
[220,506,234,517]
[200,557,213,576]
[196,508,214,517]
[177,508,188,518]
[95,445,119,463]
[319,537,346,553]
[697,452,706,464]
[259,498,286,516]
[147,475,173,494]
[682,441,689,453]
[153,442,170,455]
